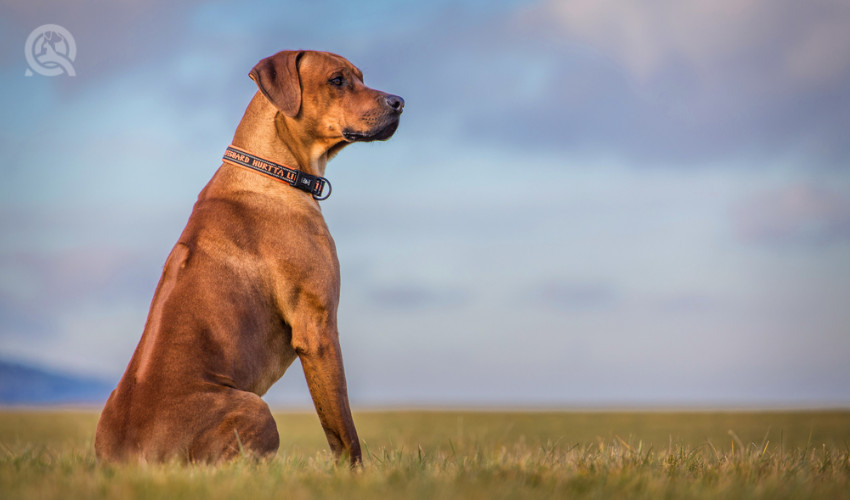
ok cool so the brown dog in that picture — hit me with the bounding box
[94,50,403,465]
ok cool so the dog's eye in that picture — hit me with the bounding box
[329,76,344,87]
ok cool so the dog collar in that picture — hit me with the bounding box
[222,145,332,201]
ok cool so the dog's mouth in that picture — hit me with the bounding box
[343,117,400,143]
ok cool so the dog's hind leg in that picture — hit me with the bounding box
[188,389,279,462]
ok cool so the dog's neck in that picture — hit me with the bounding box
[231,92,332,178]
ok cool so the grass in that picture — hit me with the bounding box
[1,409,849,499]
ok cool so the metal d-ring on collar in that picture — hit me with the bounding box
[222,145,332,201]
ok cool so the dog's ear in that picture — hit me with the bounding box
[249,50,304,117]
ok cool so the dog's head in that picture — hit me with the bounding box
[250,50,403,153]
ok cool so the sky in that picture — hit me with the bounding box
[1,0,849,408]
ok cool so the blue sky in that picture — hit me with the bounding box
[2,0,849,407]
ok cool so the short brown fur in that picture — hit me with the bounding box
[94,50,403,465]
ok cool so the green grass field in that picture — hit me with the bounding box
[1,409,848,499]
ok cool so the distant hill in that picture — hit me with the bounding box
[0,359,113,405]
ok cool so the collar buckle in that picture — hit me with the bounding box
[312,177,332,201]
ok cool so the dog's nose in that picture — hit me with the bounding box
[385,94,404,113]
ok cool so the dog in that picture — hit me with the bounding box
[94,50,403,465]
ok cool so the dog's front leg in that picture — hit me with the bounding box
[296,330,361,466]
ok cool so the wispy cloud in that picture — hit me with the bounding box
[732,184,850,247]
[524,0,850,86]
[363,0,850,166]
[368,284,469,311]
[529,281,622,312]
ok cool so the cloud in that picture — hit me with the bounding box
[1,0,205,79]
[5,0,850,169]
[357,0,850,167]
[368,284,468,311]
[655,293,725,315]
[732,184,850,247]
[524,0,850,87]
[0,204,168,367]
[0,223,162,375]
[0,292,54,340]
[529,281,621,312]
[1,248,159,304]
[512,0,850,166]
